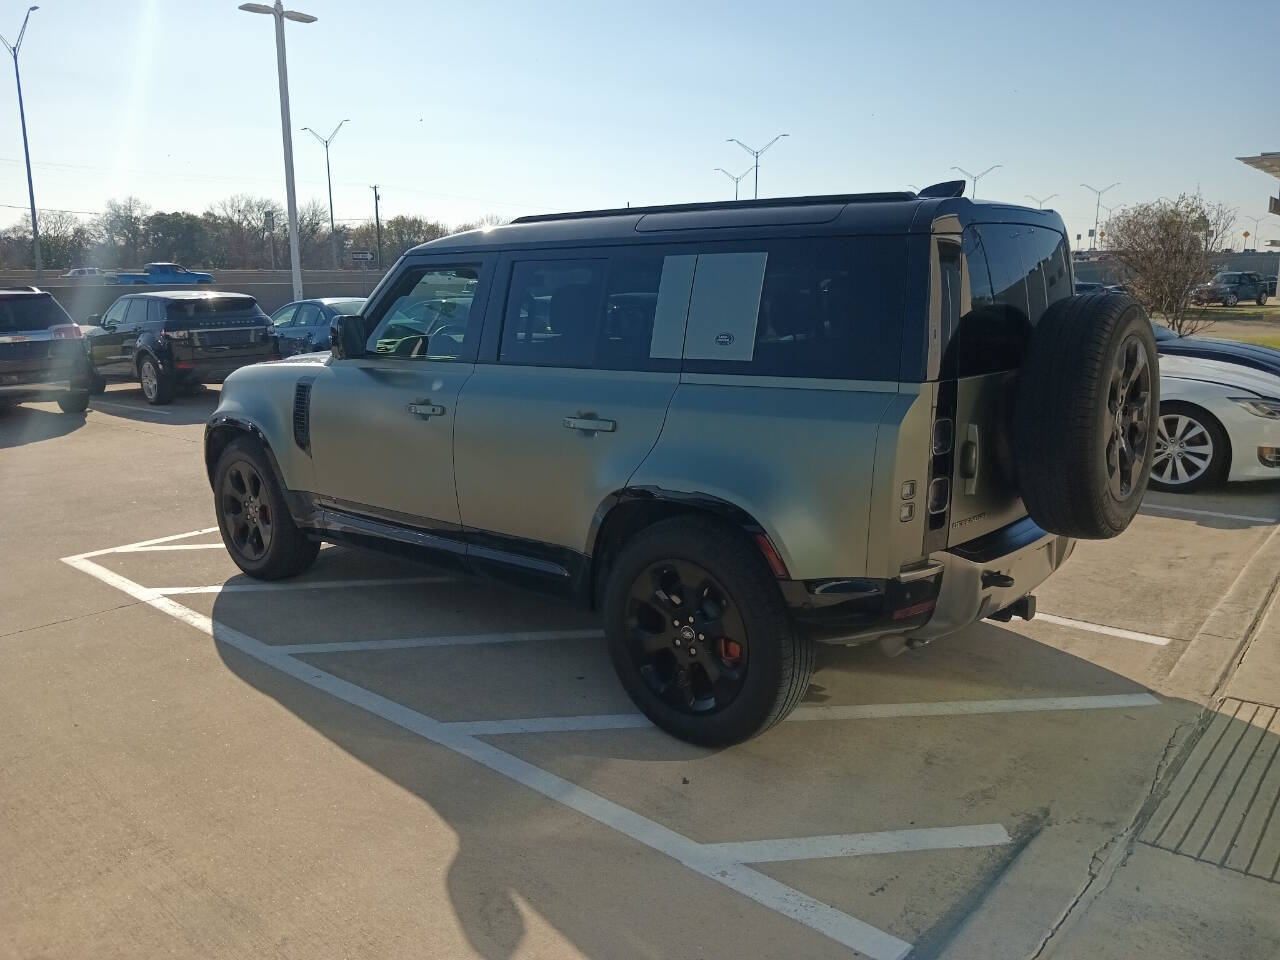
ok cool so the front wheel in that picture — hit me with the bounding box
[88,368,106,395]
[602,516,814,746]
[213,436,320,579]
[1149,402,1229,493]
[1224,293,1239,307]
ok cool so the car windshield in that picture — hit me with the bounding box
[0,294,73,331]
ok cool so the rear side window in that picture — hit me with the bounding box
[0,294,72,332]
[679,237,904,381]
[499,253,686,372]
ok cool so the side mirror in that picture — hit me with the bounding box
[84,313,102,326]
[331,313,366,360]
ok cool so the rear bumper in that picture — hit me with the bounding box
[907,516,1075,640]
[783,515,1074,645]
[0,379,78,400]
[167,350,275,384]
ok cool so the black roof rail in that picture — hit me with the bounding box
[0,284,42,293]
[917,179,966,199]
[510,191,917,225]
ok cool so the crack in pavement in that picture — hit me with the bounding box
[0,600,146,642]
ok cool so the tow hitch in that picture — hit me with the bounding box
[988,594,1036,623]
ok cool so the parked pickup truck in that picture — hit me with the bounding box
[116,262,214,285]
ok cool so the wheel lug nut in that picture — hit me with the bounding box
[673,619,680,626]
[689,647,697,655]
[674,638,681,646]
[688,616,694,623]
[697,634,704,641]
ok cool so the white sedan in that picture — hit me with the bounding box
[1152,355,1280,491]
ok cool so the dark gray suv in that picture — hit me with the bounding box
[205,184,1158,745]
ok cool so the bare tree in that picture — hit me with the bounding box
[1103,194,1236,337]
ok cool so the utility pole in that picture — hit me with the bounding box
[951,164,1001,200]
[1245,215,1262,250]
[1025,193,1059,210]
[715,166,752,201]
[302,119,349,270]
[726,134,789,199]
[371,185,382,269]
[239,1,316,302]
[1081,182,1120,251]
[2,6,42,282]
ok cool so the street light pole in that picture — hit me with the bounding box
[726,134,789,199]
[1081,182,1120,251]
[239,1,315,302]
[371,185,382,269]
[1245,215,1262,250]
[1025,193,1059,210]
[951,164,1001,200]
[303,119,349,270]
[714,166,752,201]
[1,6,42,282]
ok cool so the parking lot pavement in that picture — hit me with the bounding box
[3,394,1279,960]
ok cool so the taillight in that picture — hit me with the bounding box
[927,477,951,515]
[50,324,82,340]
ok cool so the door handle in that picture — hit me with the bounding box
[562,416,616,434]
[407,400,446,419]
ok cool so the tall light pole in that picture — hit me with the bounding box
[239,1,315,302]
[2,6,42,282]
[1245,215,1263,250]
[302,119,349,270]
[951,164,1001,200]
[1081,182,1120,251]
[1025,193,1058,210]
[715,166,752,201]
[726,134,789,199]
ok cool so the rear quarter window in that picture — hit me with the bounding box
[680,236,906,381]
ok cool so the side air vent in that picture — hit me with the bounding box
[293,378,314,454]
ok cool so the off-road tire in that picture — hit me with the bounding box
[1013,293,1158,539]
[602,516,814,746]
[213,435,320,579]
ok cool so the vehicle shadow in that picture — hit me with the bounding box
[0,404,86,448]
[207,569,1224,960]
[87,384,219,427]
[1140,480,1280,530]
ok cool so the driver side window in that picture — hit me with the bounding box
[363,263,482,361]
[102,300,129,327]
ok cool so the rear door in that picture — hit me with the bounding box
[115,298,147,369]
[453,247,689,590]
[944,223,1071,546]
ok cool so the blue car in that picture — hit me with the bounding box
[1153,323,1280,378]
[270,297,366,355]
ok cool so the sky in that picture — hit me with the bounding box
[1,0,1278,247]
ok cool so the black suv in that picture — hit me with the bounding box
[84,291,276,404]
[1192,272,1269,306]
[0,287,91,413]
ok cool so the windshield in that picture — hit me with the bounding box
[0,294,73,331]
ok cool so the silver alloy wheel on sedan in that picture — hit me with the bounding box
[1152,412,1214,486]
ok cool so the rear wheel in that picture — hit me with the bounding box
[213,436,319,579]
[138,355,173,405]
[1149,402,1229,493]
[602,516,813,746]
[1258,292,1269,306]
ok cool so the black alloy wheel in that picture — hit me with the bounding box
[1104,333,1153,502]
[220,458,274,563]
[624,559,748,715]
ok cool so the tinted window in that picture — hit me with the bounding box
[165,297,262,320]
[953,225,1035,376]
[500,259,607,368]
[364,263,481,361]
[330,299,365,316]
[122,298,149,326]
[680,237,904,381]
[294,303,322,327]
[0,294,72,332]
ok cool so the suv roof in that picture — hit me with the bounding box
[409,191,1067,256]
[122,290,254,302]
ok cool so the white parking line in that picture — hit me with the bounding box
[1035,613,1175,646]
[61,549,916,960]
[76,526,221,560]
[276,629,604,655]
[1141,502,1280,525]
[117,543,227,553]
[90,399,173,415]
[702,824,1012,864]
[440,694,1161,736]
[154,576,452,595]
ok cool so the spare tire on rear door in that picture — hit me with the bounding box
[1012,293,1158,539]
